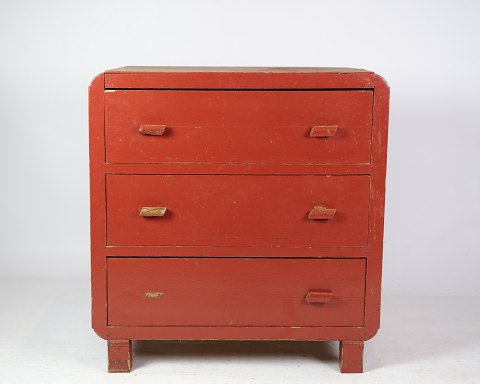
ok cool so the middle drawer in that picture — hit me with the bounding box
[106,175,369,247]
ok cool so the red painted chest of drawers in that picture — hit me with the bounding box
[89,66,389,373]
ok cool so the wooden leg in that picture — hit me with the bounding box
[339,340,364,373]
[108,340,132,373]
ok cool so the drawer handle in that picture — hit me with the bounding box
[139,207,167,217]
[305,291,333,304]
[139,124,167,136]
[145,292,164,299]
[310,125,338,138]
[308,205,336,220]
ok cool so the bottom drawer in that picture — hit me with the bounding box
[107,258,366,327]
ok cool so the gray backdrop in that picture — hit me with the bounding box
[1,0,479,298]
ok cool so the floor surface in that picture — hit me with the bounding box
[0,279,479,383]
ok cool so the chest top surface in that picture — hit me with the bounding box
[107,66,370,73]
[101,66,382,90]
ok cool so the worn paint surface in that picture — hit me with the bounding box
[105,90,373,164]
[340,340,364,373]
[89,67,389,373]
[107,258,366,327]
[106,175,370,247]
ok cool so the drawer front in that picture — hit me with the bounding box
[106,175,370,247]
[107,258,366,327]
[105,90,372,164]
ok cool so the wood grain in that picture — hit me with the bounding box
[107,258,366,327]
[105,90,373,165]
[106,175,370,247]
[89,67,389,374]
[107,340,132,373]
[340,340,364,373]
[104,67,375,89]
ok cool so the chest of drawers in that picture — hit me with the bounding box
[89,66,389,373]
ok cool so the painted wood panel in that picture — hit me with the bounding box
[106,175,370,247]
[104,68,375,89]
[89,67,390,373]
[105,90,373,164]
[107,258,366,327]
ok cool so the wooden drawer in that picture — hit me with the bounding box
[105,90,373,164]
[107,258,366,327]
[106,175,370,247]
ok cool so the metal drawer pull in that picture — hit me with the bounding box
[145,292,164,299]
[310,125,338,138]
[308,205,336,220]
[305,291,333,304]
[139,207,167,217]
[139,124,167,136]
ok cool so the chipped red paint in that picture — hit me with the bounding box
[89,67,389,373]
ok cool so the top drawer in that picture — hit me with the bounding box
[105,90,373,164]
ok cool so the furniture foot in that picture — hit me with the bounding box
[339,340,364,373]
[108,340,132,372]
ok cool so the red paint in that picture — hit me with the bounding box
[309,125,338,137]
[304,291,334,304]
[89,67,390,373]
[104,66,375,89]
[139,124,167,136]
[108,340,132,373]
[105,90,373,164]
[340,341,364,373]
[307,205,337,220]
[107,258,365,327]
[106,175,370,247]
